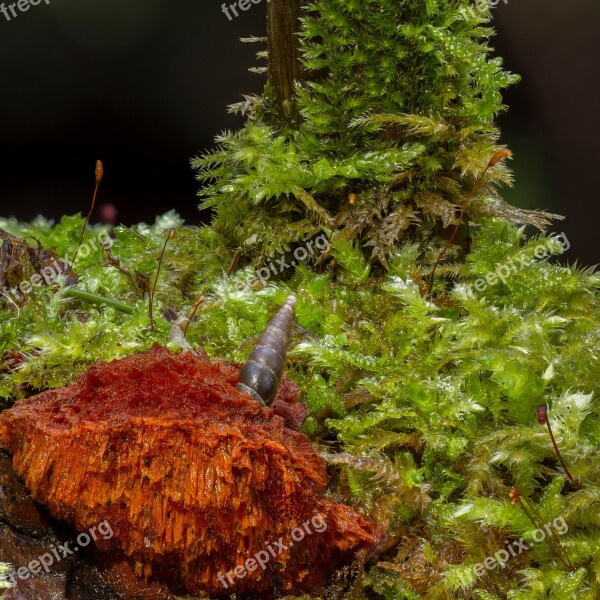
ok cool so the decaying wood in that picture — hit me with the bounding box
[0,347,376,599]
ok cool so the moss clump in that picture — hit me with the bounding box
[192,0,556,268]
[1,1,599,599]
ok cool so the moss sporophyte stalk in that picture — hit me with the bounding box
[1,1,599,599]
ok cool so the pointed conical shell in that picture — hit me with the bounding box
[236,296,296,406]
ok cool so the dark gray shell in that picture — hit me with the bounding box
[236,295,296,406]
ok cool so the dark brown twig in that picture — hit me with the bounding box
[227,250,242,276]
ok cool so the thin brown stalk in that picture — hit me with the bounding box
[149,228,176,331]
[538,404,581,488]
[182,295,206,338]
[520,496,573,571]
[545,419,581,488]
[71,160,104,272]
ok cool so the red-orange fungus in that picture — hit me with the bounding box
[0,346,376,598]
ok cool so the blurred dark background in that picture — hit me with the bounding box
[0,0,598,262]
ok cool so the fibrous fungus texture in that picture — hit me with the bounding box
[0,346,375,598]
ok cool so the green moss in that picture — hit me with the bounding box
[2,214,598,598]
[1,1,599,598]
[192,0,556,269]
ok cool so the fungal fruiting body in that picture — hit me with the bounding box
[0,345,376,597]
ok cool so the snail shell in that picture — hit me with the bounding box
[236,295,296,406]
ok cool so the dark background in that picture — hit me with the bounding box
[0,0,598,262]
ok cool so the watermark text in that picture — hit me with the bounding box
[218,514,327,588]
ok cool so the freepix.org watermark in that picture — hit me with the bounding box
[472,232,570,294]
[221,0,269,21]
[217,514,328,589]
[1,0,50,22]
[0,230,113,308]
[0,520,113,587]
[233,234,330,292]
[458,515,568,587]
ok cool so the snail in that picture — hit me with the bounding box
[236,295,296,406]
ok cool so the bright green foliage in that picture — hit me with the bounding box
[193,0,556,268]
[0,212,221,397]
[1,215,598,599]
[1,1,599,600]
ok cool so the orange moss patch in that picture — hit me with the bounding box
[0,346,375,598]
